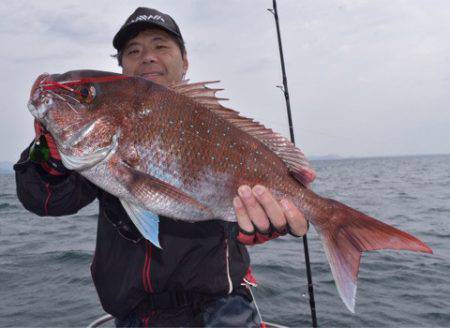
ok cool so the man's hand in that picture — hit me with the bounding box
[233,184,308,245]
[34,120,61,160]
[32,120,67,176]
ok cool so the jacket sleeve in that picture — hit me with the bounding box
[14,144,98,217]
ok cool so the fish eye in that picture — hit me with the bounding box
[80,87,90,98]
[79,85,96,103]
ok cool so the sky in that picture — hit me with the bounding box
[1,0,449,162]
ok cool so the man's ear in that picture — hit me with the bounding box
[182,52,189,75]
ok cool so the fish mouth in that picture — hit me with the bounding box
[27,101,41,119]
[28,73,52,120]
[27,99,53,120]
[29,72,88,121]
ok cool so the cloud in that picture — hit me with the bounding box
[1,0,449,162]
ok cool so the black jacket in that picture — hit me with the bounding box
[14,146,250,319]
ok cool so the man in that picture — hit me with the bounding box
[15,7,308,327]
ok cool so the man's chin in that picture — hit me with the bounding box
[141,75,168,86]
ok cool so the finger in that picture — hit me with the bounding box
[233,197,254,233]
[42,132,61,160]
[252,185,287,232]
[238,185,270,233]
[280,199,308,236]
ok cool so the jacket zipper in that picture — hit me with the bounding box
[225,238,233,294]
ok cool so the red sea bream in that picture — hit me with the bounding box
[27,70,433,312]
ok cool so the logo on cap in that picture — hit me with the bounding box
[130,14,165,24]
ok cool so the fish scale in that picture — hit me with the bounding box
[131,93,274,196]
[28,69,433,313]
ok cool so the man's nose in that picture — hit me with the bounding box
[141,48,158,63]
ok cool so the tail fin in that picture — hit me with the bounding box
[315,199,432,313]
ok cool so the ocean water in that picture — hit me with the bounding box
[0,154,449,327]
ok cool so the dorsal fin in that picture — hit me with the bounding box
[169,81,316,186]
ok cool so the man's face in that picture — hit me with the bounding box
[121,29,188,86]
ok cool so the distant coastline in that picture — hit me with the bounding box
[0,152,448,173]
[0,162,13,173]
[309,152,450,161]
[309,155,343,161]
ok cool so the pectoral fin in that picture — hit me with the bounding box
[109,157,213,221]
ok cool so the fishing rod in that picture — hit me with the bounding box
[267,1,318,327]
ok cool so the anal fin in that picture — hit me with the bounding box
[120,200,161,248]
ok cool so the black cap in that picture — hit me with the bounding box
[113,7,183,50]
